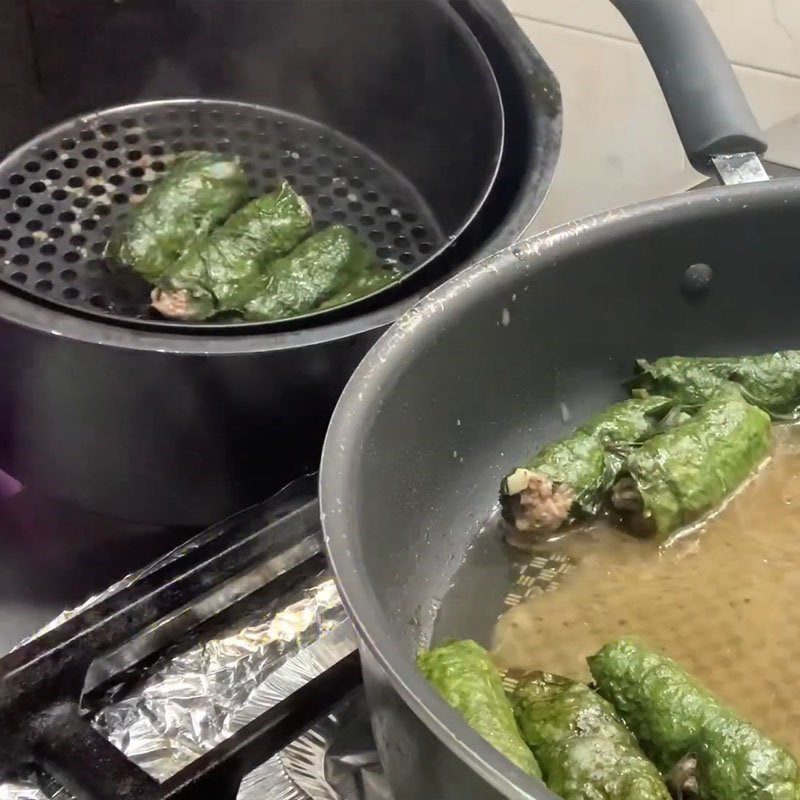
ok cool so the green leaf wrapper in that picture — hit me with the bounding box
[319,265,402,310]
[589,639,800,800]
[152,181,313,320]
[500,396,673,534]
[242,225,372,321]
[417,640,542,779]
[612,387,771,538]
[106,151,248,282]
[511,672,670,800]
[632,352,800,419]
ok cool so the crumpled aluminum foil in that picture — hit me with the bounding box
[0,552,366,800]
[94,575,353,783]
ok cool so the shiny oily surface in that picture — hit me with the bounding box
[454,425,800,758]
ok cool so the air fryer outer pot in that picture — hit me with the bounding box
[0,0,561,526]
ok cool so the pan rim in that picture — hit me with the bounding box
[320,175,800,799]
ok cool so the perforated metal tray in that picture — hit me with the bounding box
[0,99,444,331]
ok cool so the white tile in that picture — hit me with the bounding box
[505,0,628,39]
[764,112,800,168]
[516,19,800,234]
[506,0,800,77]
[737,65,800,137]
[695,0,800,78]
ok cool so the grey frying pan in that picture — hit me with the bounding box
[320,1,794,798]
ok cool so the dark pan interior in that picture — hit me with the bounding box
[0,0,502,327]
[322,179,800,793]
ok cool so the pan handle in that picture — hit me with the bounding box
[610,0,766,174]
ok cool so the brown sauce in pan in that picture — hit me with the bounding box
[491,425,800,755]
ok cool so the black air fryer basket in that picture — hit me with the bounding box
[0,0,561,526]
[0,0,502,329]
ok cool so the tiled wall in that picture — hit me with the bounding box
[507,0,800,232]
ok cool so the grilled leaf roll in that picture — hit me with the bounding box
[152,181,312,320]
[611,387,771,538]
[511,672,670,800]
[501,396,672,536]
[589,639,800,800]
[417,640,542,778]
[632,351,800,419]
[242,225,372,321]
[106,151,247,281]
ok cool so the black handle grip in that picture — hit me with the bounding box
[611,0,766,172]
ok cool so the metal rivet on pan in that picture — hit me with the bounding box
[681,263,713,295]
